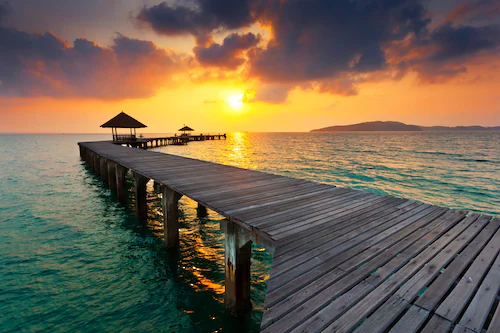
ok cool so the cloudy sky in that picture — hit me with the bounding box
[1,0,499,133]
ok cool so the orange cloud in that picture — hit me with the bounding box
[0,28,191,100]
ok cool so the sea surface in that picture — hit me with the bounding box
[1,132,499,333]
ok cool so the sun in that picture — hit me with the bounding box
[226,93,244,111]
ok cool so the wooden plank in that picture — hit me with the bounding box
[323,211,470,333]
[337,206,447,272]
[354,295,409,333]
[415,215,497,310]
[452,324,476,333]
[268,204,439,285]
[274,197,407,256]
[290,281,374,333]
[251,190,369,229]
[388,305,429,333]
[364,209,459,286]
[486,302,500,333]
[397,214,486,302]
[436,221,500,322]
[244,188,355,226]
[184,176,294,199]
[266,205,444,302]
[218,182,332,212]
[262,209,459,332]
[263,195,388,240]
[274,198,423,245]
[230,190,352,224]
[225,187,339,215]
[419,314,452,333]
[264,193,387,235]
[456,253,500,332]
[210,181,321,207]
[271,198,403,265]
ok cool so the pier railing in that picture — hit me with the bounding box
[113,134,136,142]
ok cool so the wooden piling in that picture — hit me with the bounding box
[99,157,108,184]
[115,164,128,203]
[107,160,117,189]
[223,221,252,313]
[79,145,85,160]
[93,153,100,176]
[162,186,183,248]
[133,172,148,219]
[197,203,208,218]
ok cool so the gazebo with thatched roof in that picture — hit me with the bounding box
[178,125,194,136]
[101,111,147,142]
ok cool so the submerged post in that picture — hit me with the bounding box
[197,203,208,218]
[115,164,128,203]
[133,172,148,219]
[107,160,116,189]
[162,186,183,248]
[222,221,252,313]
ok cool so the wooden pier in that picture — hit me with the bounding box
[78,140,500,333]
[117,133,226,149]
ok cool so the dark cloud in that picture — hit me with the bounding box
[389,22,500,82]
[0,1,11,23]
[249,0,430,84]
[135,0,257,45]
[194,32,260,69]
[0,28,187,99]
[445,0,500,25]
[428,23,500,61]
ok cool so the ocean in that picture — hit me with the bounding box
[1,132,499,332]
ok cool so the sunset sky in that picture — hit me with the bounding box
[1,0,499,133]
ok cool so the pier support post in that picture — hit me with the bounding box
[197,203,208,218]
[99,157,108,184]
[133,172,148,219]
[107,160,117,189]
[222,221,252,314]
[115,164,128,203]
[162,186,182,248]
[79,146,85,160]
[94,153,100,176]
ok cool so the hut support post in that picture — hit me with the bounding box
[99,157,108,184]
[222,221,252,314]
[107,161,116,189]
[115,164,128,203]
[197,203,208,218]
[133,172,148,219]
[162,186,182,248]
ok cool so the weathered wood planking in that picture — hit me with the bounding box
[78,141,499,333]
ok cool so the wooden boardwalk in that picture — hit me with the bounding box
[117,133,226,149]
[79,141,500,333]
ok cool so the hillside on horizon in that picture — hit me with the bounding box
[311,121,500,132]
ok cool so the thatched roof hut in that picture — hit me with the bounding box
[178,125,194,132]
[101,112,146,142]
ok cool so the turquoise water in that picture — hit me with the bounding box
[1,132,499,332]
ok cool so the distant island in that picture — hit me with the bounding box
[311,121,500,132]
